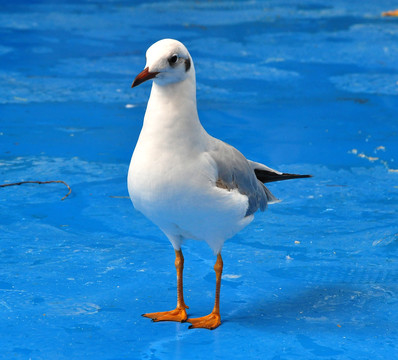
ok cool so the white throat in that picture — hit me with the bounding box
[140,66,207,149]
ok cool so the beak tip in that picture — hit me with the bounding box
[131,67,159,89]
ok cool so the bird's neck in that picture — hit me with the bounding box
[141,75,207,147]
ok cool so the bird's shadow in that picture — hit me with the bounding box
[225,283,396,335]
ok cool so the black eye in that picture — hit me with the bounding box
[168,54,179,65]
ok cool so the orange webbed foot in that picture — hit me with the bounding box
[142,306,188,323]
[187,312,221,330]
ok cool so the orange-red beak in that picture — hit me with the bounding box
[131,67,159,88]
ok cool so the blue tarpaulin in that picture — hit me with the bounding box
[0,1,397,359]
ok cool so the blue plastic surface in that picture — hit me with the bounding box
[1,1,397,359]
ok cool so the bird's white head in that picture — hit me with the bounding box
[132,39,193,88]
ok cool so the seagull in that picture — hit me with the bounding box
[128,39,311,330]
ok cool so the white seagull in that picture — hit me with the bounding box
[128,39,311,330]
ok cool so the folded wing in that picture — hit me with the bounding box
[209,140,276,216]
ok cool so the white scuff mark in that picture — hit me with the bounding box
[0,300,12,311]
[372,239,383,246]
[286,255,293,261]
[58,127,86,133]
[13,96,28,102]
[102,266,115,274]
[125,104,136,108]
[302,316,328,322]
[357,152,379,162]
[349,148,397,172]
[330,73,398,96]
[265,57,285,63]
[222,274,242,280]
[60,302,101,316]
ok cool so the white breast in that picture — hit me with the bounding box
[127,138,252,254]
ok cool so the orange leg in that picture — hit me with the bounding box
[142,249,188,322]
[187,253,223,330]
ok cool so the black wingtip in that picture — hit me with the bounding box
[284,173,313,180]
[254,169,313,184]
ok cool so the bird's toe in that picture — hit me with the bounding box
[187,312,221,330]
[142,307,188,323]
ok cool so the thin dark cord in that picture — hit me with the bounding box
[0,180,72,200]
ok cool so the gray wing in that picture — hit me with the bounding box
[209,139,278,216]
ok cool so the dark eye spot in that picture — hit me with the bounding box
[185,58,191,72]
[168,54,178,66]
